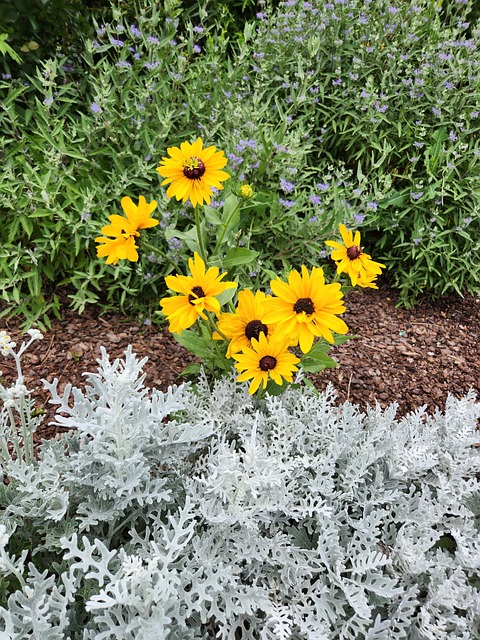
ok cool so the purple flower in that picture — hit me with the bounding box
[110,38,124,47]
[448,130,458,141]
[280,178,295,193]
[375,101,388,113]
[354,213,365,223]
[309,215,318,223]
[130,25,141,37]
[366,201,378,211]
[148,35,160,44]
[193,44,201,54]
[1,73,12,80]
[90,102,102,114]
[411,191,424,200]
[309,195,322,205]
[279,198,296,208]
[316,182,330,191]
[193,25,204,34]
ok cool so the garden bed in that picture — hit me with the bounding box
[1,283,478,444]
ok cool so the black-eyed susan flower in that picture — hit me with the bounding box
[233,332,300,395]
[262,266,348,353]
[213,289,275,358]
[160,252,237,334]
[95,196,158,265]
[325,224,385,287]
[156,137,230,207]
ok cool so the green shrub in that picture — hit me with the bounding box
[237,0,480,304]
[1,0,479,327]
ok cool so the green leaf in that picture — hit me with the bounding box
[203,205,222,226]
[216,285,238,307]
[0,33,22,63]
[299,351,339,373]
[222,247,259,269]
[180,362,202,377]
[164,227,200,254]
[218,193,241,243]
[173,329,214,360]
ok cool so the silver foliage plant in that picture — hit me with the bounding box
[0,341,479,639]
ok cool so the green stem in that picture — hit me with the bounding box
[214,199,242,254]
[194,205,207,262]
[205,314,231,371]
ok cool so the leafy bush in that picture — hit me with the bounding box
[235,0,480,304]
[1,340,479,638]
[1,0,479,326]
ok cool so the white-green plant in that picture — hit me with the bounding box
[0,340,479,638]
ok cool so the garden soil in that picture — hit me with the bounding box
[1,284,479,445]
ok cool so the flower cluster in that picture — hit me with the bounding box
[0,331,15,356]
[95,138,385,395]
[326,224,385,288]
[161,257,350,395]
[95,196,159,265]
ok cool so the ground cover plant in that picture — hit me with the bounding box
[0,335,479,638]
[0,0,479,328]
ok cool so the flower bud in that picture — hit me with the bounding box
[239,184,254,200]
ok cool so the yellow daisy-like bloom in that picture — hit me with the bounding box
[95,196,158,265]
[213,289,275,358]
[233,332,300,395]
[325,224,385,287]
[357,271,380,289]
[156,137,230,207]
[262,265,348,353]
[160,252,237,334]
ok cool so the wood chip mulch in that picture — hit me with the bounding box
[0,283,479,444]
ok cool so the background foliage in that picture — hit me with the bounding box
[0,0,479,328]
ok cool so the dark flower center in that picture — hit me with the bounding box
[259,355,277,371]
[245,319,268,341]
[347,245,362,260]
[293,297,315,315]
[188,286,205,304]
[183,157,206,180]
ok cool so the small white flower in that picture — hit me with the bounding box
[27,329,43,341]
[1,343,15,356]
[0,331,16,356]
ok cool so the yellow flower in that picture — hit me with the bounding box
[233,332,300,395]
[239,184,254,199]
[325,224,385,287]
[357,271,380,289]
[262,265,348,353]
[213,290,275,358]
[95,196,158,265]
[156,137,230,207]
[160,252,237,334]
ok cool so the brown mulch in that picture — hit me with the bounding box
[0,283,479,444]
